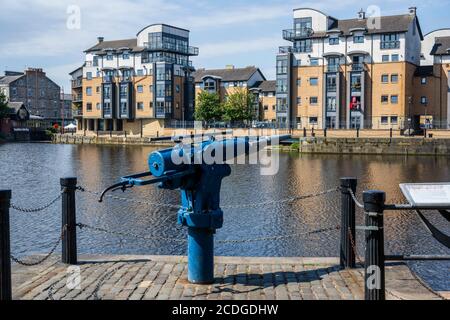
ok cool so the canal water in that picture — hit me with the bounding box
[0,143,449,291]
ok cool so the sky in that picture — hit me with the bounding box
[1,0,450,90]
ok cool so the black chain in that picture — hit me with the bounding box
[11,225,67,267]
[10,193,63,213]
[347,188,365,209]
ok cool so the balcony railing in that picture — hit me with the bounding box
[380,41,400,49]
[73,94,83,102]
[71,79,82,88]
[279,46,292,54]
[143,55,193,67]
[326,85,337,92]
[73,109,83,117]
[143,42,199,56]
[327,65,340,73]
[283,28,314,41]
[351,63,365,72]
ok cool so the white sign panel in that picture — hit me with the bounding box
[400,183,450,208]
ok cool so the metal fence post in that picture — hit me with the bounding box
[0,190,12,300]
[340,178,357,269]
[61,178,78,265]
[363,190,386,301]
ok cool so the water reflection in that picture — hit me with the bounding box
[0,143,448,291]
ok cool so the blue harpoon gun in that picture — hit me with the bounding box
[99,134,291,284]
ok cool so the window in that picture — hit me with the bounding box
[381,116,389,124]
[309,117,318,124]
[326,97,336,112]
[264,105,268,111]
[86,103,92,111]
[310,58,319,66]
[391,74,399,83]
[86,72,92,80]
[391,54,399,62]
[294,39,312,53]
[106,53,113,61]
[149,85,154,92]
[391,95,398,104]
[391,116,398,124]
[40,89,45,97]
[310,77,318,86]
[296,78,301,87]
[137,69,144,76]
[122,52,130,60]
[353,35,364,44]
[276,79,288,93]
[137,102,144,110]
[93,56,99,67]
[381,33,400,49]
[137,85,143,93]
[421,77,427,84]
[176,85,180,93]
[381,74,389,83]
[276,58,288,74]
[204,79,216,92]
[96,86,100,93]
[96,103,101,110]
[381,95,389,104]
[86,87,92,96]
[297,97,301,105]
[310,97,318,105]
[11,87,17,96]
[421,96,428,105]
[329,36,339,45]
[294,17,312,35]
[382,55,390,62]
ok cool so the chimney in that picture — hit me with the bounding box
[408,7,417,16]
[97,36,104,43]
[358,9,366,20]
[225,65,235,70]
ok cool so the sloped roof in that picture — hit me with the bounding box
[0,75,24,85]
[430,36,450,56]
[253,80,276,92]
[193,67,264,83]
[7,101,26,112]
[85,39,141,53]
[328,14,422,39]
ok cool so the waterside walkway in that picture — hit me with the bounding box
[11,255,447,300]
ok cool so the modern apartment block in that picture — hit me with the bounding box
[0,68,64,119]
[193,66,266,120]
[72,24,198,135]
[274,7,450,130]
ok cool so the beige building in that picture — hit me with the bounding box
[71,24,198,136]
[275,7,450,130]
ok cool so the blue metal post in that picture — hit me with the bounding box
[188,228,214,283]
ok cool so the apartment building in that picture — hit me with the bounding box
[250,80,277,121]
[276,7,427,129]
[72,24,198,135]
[193,66,266,120]
[0,68,63,119]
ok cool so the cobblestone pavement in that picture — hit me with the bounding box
[11,255,446,300]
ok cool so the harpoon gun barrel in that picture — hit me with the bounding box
[148,135,291,177]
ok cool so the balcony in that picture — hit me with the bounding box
[143,42,199,56]
[103,75,115,83]
[326,85,337,93]
[327,65,340,73]
[73,108,83,117]
[73,94,83,103]
[283,28,314,41]
[71,79,82,88]
[380,41,400,50]
[351,63,365,72]
[279,46,293,54]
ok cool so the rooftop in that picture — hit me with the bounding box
[430,36,450,55]
[193,66,265,83]
[252,80,276,92]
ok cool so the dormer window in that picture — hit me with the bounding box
[122,51,130,60]
[329,36,339,45]
[203,79,217,92]
[106,52,114,61]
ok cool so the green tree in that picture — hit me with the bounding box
[0,91,9,120]
[222,88,255,123]
[194,91,223,122]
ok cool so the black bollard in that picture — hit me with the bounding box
[0,190,12,301]
[61,178,78,265]
[340,178,357,269]
[303,127,307,138]
[324,128,327,138]
[363,190,386,301]
[357,127,360,138]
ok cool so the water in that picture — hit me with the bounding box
[0,143,449,291]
